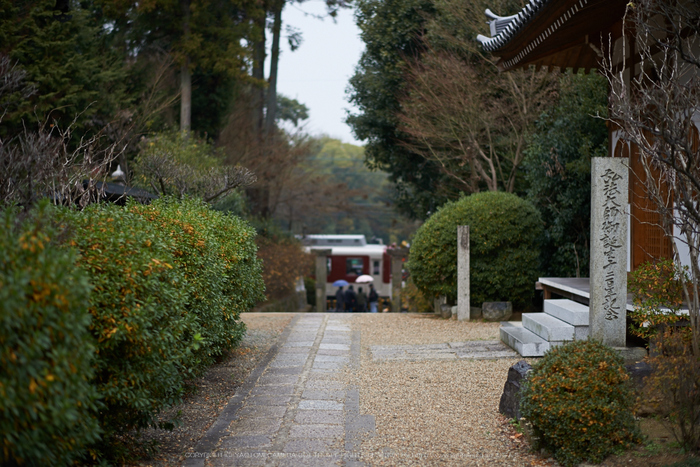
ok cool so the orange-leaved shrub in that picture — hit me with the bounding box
[645,327,700,452]
[521,340,640,466]
[0,202,100,466]
[128,197,264,369]
[629,259,688,340]
[59,202,193,460]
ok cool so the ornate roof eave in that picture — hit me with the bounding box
[477,0,627,72]
[476,0,552,54]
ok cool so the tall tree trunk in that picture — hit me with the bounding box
[252,14,267,138]
[180,0,192,132]
[265,0,283,135]
[180,61,191,132]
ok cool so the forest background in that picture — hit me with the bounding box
[3,0,609,290]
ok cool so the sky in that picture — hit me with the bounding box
[271,1,365,146]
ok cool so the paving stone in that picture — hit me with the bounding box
[455,349,518,359]
[420,343,451,349]
[312,355,348,363]
[320,340,352,347]
[284,341,315,347]
[235,405,287,419]
[277,347,311,357]
[305,372,339,382]
[249,385,295,396]
[269,360,307,368]
[301,389,345,401]
[272,353,309,366]
[315,349,349,356]
[208,453,267,467]
[294,410,345,425]
[228,417,282,435]
[288,331,318,337]
[319,344,350,351]
[256,374,299,386]
[308,369,335,375]
[245,395,292,406]
[305,381,345,390]
[219,435,272,449]
[324,326,351,331]
[282,438,336,453]
[312,362,344,370]
[277,456,342,467]
[321,337,351,343]
[289,424,344,438]
[297,400,344,411]
[412,353,457,360]
[263,367,304,376]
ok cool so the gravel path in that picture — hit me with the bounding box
[352,313,551,466]
[133,313,554,466]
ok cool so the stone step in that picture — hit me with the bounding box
[544,299,589,326]
[523,312,575,342]
[500,322,552,357]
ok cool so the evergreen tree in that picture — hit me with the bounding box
[523,73,608,277]
[347,0,446,219]
[0,0,126,138]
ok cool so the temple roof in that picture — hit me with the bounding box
[477,0,628,72]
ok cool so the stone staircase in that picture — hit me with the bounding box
[500,299,590,357]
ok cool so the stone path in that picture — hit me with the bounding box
[183,314,518,466]
[370,341,517,362]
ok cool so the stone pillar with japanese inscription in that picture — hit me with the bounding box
[590,157,629,347]
[314,249,332,313]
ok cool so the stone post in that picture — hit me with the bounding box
[457,225,470,321]
[433,296,446,315]
[314,249,332,313]
[387,248,409,312]
[590,157,628,347]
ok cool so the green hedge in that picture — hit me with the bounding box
[521,340,640,466]
[1,198,264,463]
[408,191,542,308]
[0,203,100,466]
[128,197,264,369]
[59,202,193,458]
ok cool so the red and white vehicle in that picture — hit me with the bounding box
[301,235,392,299]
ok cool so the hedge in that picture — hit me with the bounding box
[0,202,100,466]
[128,197,264,368]
[2,198,265,463]
[59,202,193,458]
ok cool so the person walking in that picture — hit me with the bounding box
[344,285,357,312]
[356,287,367,313]
[368,284,379,313]
[335,286,345,313]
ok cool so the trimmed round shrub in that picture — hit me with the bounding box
[0,202,100,466]
[408,191,542,308]
[520,340,640,466]
[59,203,192,460]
